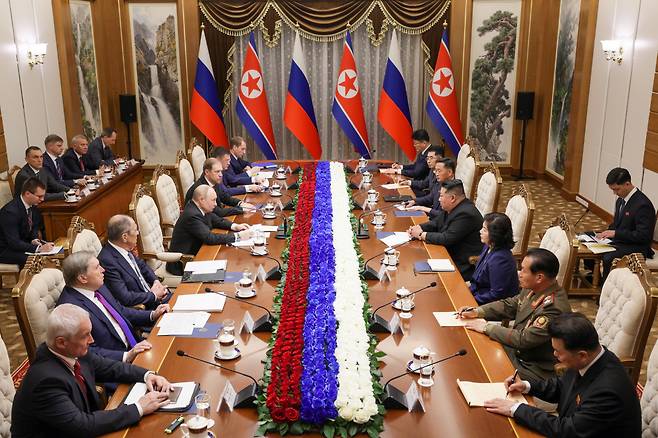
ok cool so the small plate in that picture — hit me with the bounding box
[406,360,435,375]
[236,289,256,299]
[65,198,78,203]
[270,192,282,197]
[391,301,415,311]
[215,348,241,361]
[251,249,269,256]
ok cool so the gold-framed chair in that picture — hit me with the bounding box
[473,161,503,216]
[62,216,102,257]
[175,150,195,206]
[0,330,14,437]
[539,214,580,291]
[504,184,535,261]
[150,165,182,239]
[455,147,480,199]
[187,137,206,181]
[6,165,21,197]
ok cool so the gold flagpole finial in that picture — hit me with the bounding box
[443,20,448,29]
[200,23,205,30]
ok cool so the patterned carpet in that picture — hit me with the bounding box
[1,177,654,385]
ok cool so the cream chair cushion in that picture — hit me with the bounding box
[190,145,206,180]
[642,338,658,436]
[0,180,12,208]
[475,171,498,216]
[539,226,570,287]
[24,268,64,349]
[155,173,181,236]
[457,143,471,164]
[645,222,658,270]
[0,333,13,438]
[71,229,102,256]
[177,158,195,198]
[456,156,476,199]
[595,267,646,360]
[505,195,529,254]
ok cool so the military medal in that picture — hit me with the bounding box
[576,394,581,406]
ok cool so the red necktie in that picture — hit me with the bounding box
[79,157,85,171]
[73,360,89,404]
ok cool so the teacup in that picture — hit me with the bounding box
[412,345,430,370]
[275,167,287,180]
[262,203,277,219]
[367,189,379,204]
[383,247,400,269]
[358,157,368,169]
[362,171,373,184]
[180,415,209,438]
[234,277,253,297]
[218,334,236,357]
[270,183,282,196]
[372,210,386,228]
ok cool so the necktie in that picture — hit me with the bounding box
[73,360,89,405]
[26,207,33,230]
[93,290,137,347]
[79,156,85,171]
[55,157,63,179]
[128,252,153,293]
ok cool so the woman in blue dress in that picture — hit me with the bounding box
[469,212,520,304]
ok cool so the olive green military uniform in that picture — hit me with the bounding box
[476,281,571,381]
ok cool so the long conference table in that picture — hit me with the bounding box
[105,162,539,438]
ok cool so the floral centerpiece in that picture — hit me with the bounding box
[256,162,385,437]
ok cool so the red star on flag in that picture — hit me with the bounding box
[434,70,452,94]
[243,72,260,95]
[339,72,357,95]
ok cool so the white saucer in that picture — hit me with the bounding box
[215,348,241,361]
[406,360,435,375]
[399,312,413,320]
[392,301,415,311]
[251,249,268,256]
[236,290,256,299]
[270,192,282,197]
[65,198,78,203]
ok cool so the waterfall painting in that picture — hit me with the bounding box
[546,0,582,177]
[466,0,521,163]
[129,3,183,164]
[70,0,102,140]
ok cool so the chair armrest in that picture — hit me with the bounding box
[155,251,183,262]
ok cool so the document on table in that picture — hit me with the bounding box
[258,171,274,179]
[124,381,197,411]
[456,380,526,407]
[157,312,211,336]
[183,260,227,274]
[583,242,616,254]
[427,259,455,272]
[380,232,411,247]
[231,239,255,248]
[433,312,486,327]
[172,294,226,312]
[576,233,612,244]
[25,245,63,256]
[251,224,279,232]
[381,183,404,190]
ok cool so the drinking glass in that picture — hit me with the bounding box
[194,391,214,428]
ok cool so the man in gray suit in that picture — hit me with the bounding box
[14,146,72,201]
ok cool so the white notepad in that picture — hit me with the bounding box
[456,379,526,407]
[124,381,197,410]
[427,259,455,272]
[184,260,227,274]
[380,232,411,247]
[172,294,226,312]
[433,312,486,327]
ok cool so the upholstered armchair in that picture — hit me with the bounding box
[504,184,535,259]
[175,150,195,206]
[150,165,182,239]
[11,256,64,361]
[0,332,13,438]
[539,214,579,290]
[65,216,102,257]
[455,147,479,199]
[643,212,658,273]
[595,253,658,385]
[642,337,658,436]
[456,142,471,165]
[188,138,206,180]
[474,162,502,216]
[6,165,21,197]
[129,184,189,287]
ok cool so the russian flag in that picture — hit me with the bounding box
[426,29,464,155]
[190,29,229,147]
[377,30,414,161]
[236,33,278,160]
[332,31,371,159]
[284,33,322,159]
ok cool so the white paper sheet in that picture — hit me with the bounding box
[183,260,227,274]
[251,224,279,232]
[258,171,274,179]
[25,245,62,256]
[427,259,455,272]
[381,183,404,190]
[157,312,210,336]
[172,294,226,312]
[231,239,255,248]
[124,381,197,410]
[380,232,411,247]
[456,380,526,407]
[433,312,487,327]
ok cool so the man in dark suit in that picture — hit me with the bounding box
[596,167,656,279]
[229,135,260,175]
[407,157,456,220]
[43,134,86,187]
[408,179,483,280]
[11,303,171,438]
[381,129,443,181]
[167,185,253,275]
[184,157,257,217]
[212,146,264,196]
[14,146,71,201]
[0,178,53,266]
[86,127,117,170]
[98,215,170,309]
[57,251,169,362]
[62,134,96,179]
[400,144,443,197]
[483,312,641,437]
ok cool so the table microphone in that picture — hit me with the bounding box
[361,239,413,280]
[268,191,294,210]
[371,282,437,316]
[369,282,436,333]
[260,208,289,239]
[356,202,409,239]
[382,349,467,410]
[204,287,272,332]
[176,350,258,409]
[229,244,282,280]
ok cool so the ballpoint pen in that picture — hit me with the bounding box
[454,306,475,317]
[506,369,519,397]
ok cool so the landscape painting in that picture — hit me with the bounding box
[70,0,102,140]
[129,3,183,164]
[546,0,582,177]
[467,0,522,163]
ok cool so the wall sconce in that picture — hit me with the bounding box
[27,43,47,69]
[601,40,623,64]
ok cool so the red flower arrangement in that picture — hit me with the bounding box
[265,163,317,421]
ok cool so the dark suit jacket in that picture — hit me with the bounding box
[57,285,152,361]
[43,152,75,187]
[229,153,251,174]
[14,164,69,201]
[86,136,115,170]
[608,189,655,257]
[97,243,159,308]
[219,179,247,196]
[0,196,43,265]
[167,201,235,275]
[514,349,641,438]
[224,165,252,187]
[420,198,484,280]
[401,145,438,180]
[61,148,95,179]
[184,176,242,217]
[11,343,146,438]
[469,245,520,304]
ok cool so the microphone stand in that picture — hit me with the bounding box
[229,244,283,280]
[268,190,294,211]
[382,349,467,409]
[369,282,436,333]
[204,287,272,332]
[176,350,258,409]
[361,240,412,281]
[260,208,289,240]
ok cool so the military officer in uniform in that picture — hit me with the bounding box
[459,248,571,381]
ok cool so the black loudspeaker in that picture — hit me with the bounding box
[119,94,137,123]
[515,92,535,120]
